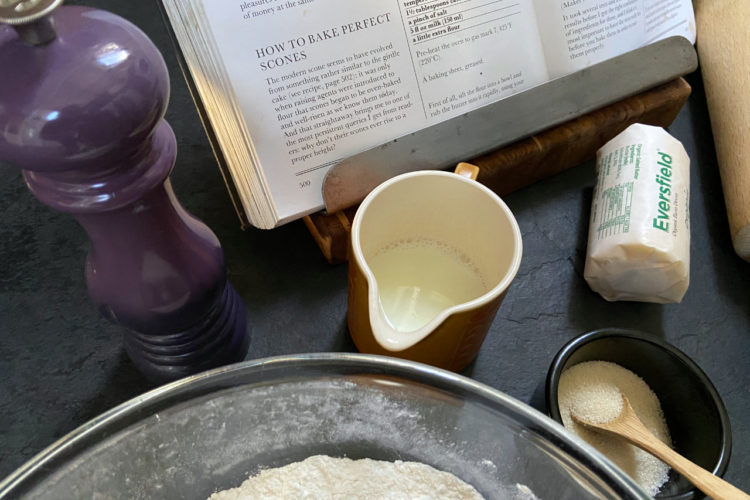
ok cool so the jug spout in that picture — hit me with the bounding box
[364,237,492,350]
[368,277,467,352]
[368,293,439,352]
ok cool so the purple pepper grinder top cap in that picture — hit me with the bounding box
[0,0,169,191]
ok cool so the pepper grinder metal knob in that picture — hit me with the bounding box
[0,0,61,45]
[0,2,250,382]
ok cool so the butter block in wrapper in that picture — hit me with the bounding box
[584,124,690,303]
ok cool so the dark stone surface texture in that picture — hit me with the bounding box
[1,0,748,495]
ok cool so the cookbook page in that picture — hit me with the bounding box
[533,0,696,79]
[202,0,548,224]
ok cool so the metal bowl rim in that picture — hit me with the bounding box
[1,352,649,499]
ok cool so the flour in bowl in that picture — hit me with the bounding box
[208,455,485,499]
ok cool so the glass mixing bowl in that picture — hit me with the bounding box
[0,354,648,499]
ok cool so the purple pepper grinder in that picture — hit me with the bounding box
[0,0,250,383]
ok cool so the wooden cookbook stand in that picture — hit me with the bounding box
[304,77,691,264]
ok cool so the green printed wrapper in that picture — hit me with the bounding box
[584,123,690,303]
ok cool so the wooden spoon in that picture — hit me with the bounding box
[572,394,749,500]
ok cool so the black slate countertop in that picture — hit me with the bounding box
[1,0,748,495]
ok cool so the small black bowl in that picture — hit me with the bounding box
[546,328,731,499]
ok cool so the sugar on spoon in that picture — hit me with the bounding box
[572,393,749,500]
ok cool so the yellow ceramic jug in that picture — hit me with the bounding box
[348,163,523,371]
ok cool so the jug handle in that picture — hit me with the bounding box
[455,162,480,180]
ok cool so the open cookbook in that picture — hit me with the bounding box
[158,0,695,229]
